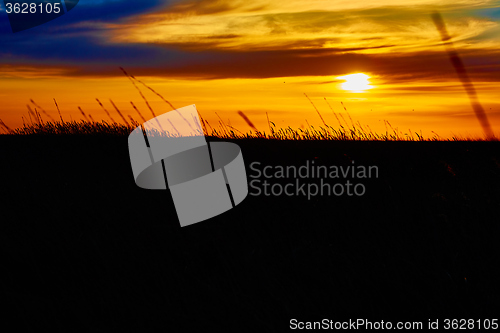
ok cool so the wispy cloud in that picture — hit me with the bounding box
[0,0,499,81]
[113,0,499,52]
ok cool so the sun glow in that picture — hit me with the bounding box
[337,73,373,93]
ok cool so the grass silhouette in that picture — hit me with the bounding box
[0,67,495,141]
[3,112,488,141]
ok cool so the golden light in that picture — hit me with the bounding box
[337,73,372,93]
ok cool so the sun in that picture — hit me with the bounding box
[337,73,372,93]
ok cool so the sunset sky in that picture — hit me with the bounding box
[1,0,499,138]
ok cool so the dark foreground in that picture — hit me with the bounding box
[1,136,499,332]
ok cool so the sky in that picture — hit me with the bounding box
[1,0,499,138]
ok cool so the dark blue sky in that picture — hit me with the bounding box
[0,0,189,72]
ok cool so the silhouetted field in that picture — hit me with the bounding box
[2,117,492,141]
[1,134,499,331]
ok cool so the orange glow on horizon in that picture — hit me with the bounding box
[0,75,499,139]
[1,1,499,139]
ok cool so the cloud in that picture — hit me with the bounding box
[111,2,499,55]
[0,64,74,78]
[5,46,498,84]
[0,0,167,33]
[0,0,499,83]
